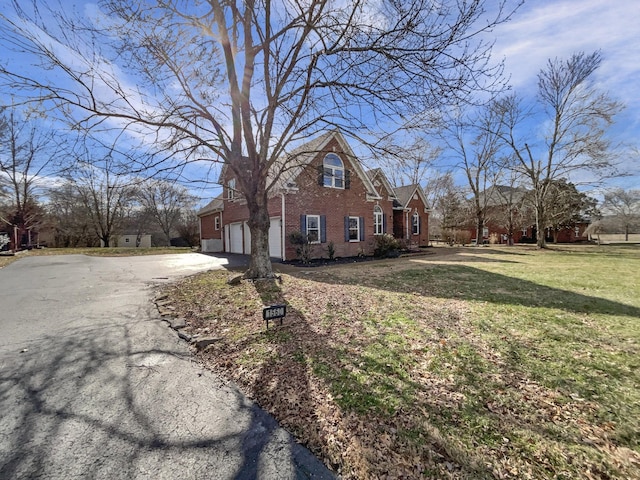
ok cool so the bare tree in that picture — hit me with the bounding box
[1,0,520,277]
[175,209,201,248]
[490,172,533,245]
[377,136,442,187]
[0,105,58,249]
[443,107,503,245]
[491,51,623,248]
[68,147,135,247]
[137,179,197,246]
[602,188,640,241]
[431,173,470,244]
[47,182,97,247]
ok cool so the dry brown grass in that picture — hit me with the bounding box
[163,245,640,479]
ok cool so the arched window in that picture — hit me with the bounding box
[412,212,420,235]
[374,205,384,235]
[323,153,344,188]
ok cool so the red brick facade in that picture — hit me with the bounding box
[198,131,430,260]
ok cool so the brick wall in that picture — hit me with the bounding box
[404,195,430,247]
[283,137,395,260]
[200,212,222,240]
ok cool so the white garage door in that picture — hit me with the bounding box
[228,223,243,254]
[243,222,252,254]
[269,217,282,259]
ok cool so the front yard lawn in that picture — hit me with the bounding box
[163,245,640,479]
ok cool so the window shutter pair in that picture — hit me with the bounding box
[300,214,326,243]
[343,216,365,241]
[318,165,351,189]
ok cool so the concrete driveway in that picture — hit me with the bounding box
[0,254,334,479]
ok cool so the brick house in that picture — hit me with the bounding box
[198,130,429,260]
[464,185,590,244]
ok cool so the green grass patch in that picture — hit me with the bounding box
[164,245,640,479]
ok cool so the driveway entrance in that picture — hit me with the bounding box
[0,254,333,479]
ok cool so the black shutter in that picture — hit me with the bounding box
[359,217,365,241]
[382,214,387,234]
[345,170,351,189]
[320,215,327,243]
[344,217,349,242]
[300,215,307,234]
[317,165,324,186]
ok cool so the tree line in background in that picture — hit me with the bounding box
[0,108,199,250]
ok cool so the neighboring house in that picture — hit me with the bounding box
[100,234,152,248]
[466,185,590,244]
[198,130,430,260]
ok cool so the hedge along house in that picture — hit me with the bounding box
[198,130,430,261]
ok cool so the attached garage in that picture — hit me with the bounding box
[243,223,252,254]
[226,222,243,254]
[269,217,282,259]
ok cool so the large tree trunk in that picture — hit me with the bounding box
[476,215,483,246]
[245,191,274,279]
[535,204,546,249]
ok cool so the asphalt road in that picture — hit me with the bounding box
[0,253,335,480]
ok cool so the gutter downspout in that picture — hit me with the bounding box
[405,209,410,240]
[281,192,286,261]
[220,211,224,252]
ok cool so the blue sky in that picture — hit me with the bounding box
[1,0,638,206]
[488,0,640,192]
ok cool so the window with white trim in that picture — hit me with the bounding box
[214,216,220,230]
[323,154,344,188]
[412,212,420,235]
[228,178,236,200]
[306,215,320,243]
[374,205,383,235]
[348,216,360,242]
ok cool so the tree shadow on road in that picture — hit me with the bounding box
[0,313,330,480]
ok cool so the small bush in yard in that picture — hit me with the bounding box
[373,233,402,258]
[326,241,336,260]
[288,231,314,263]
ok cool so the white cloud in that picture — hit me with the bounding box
[494,0,640,106]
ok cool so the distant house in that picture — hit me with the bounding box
[198,131,430,260]
[467,185,590,244]
[100,234,152,248]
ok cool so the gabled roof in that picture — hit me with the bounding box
[197,195,224,216]
[216,130,382,199]
[478,185,529,207]
[366,168,398,200]
[393,184,430,210]
[269,130,381,199]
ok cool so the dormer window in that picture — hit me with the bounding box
[323,154,344,189]
[228,178,236,200]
